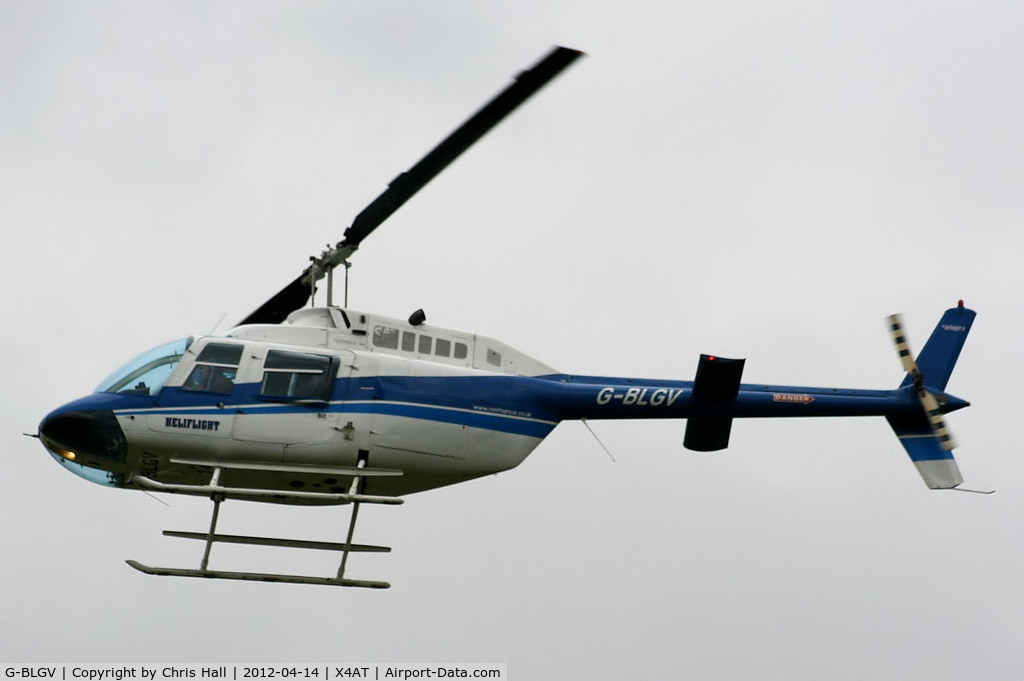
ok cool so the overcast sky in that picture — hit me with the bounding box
[3,1,1024,678]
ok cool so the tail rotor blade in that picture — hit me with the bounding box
[919,389,958,451]
[886,313,919,376]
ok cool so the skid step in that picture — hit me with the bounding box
[164,530,390,553]
[126,560,390,589]
[135,475,403,504]
[169,458,403,478]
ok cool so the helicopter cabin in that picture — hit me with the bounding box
[224,306,556,378]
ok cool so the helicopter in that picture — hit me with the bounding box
[36,46,979,589]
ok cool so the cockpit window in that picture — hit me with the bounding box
[182,343,242,394]
[96,337,193,396]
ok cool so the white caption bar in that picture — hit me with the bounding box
[2,665,508,681]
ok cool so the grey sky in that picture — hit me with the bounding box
[3,2,1023,679]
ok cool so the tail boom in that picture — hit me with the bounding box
[543,304,975,489]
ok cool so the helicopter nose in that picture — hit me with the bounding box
[38,409,127,466]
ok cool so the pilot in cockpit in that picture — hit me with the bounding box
[184,365,210,391]
[184,364,235,394]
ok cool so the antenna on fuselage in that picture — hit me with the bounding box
[581,418,616,463]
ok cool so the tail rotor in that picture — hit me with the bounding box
[883,304,976,490]
[886,313,958,451]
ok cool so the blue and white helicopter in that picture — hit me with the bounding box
[36,47,979,589]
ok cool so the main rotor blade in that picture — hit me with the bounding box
[340,45,583,251]
[238,46,583,327]
[238,272,312,328]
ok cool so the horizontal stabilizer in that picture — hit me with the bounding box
[684,417,734,452]
[691,354,745,400]
[685,354,745,451]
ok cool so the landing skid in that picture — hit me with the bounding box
[125,560,390,589]
[127,456,401,588]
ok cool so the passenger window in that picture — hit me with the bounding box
[418,335,432,354]
[401,331,416,352]
[454,343,468,360]
[373,326,399,349]
[435,338,451,357]
[487,348,502,367]
[183,343,242,394]
[260,350,335,401]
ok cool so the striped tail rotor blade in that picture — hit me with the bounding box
[919,389,958,451]
[886,313,920,376]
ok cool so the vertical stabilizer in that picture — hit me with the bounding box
[898,303,976,391]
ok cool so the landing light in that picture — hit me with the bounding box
[50,445,77,461]
[42,435,77,461]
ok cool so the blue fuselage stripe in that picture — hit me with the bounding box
[107,376,564,439]
[80,373,923,442]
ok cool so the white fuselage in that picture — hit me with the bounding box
[107,307,561,500]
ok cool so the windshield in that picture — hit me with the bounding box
[96,337,193,396]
